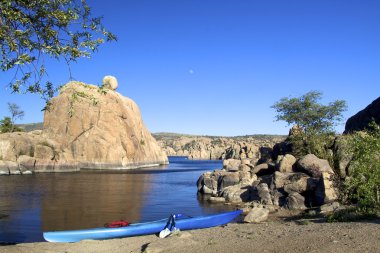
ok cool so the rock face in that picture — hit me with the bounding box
[0,81,168,173]
[0,131,56,174]
[154,134,285,160]
[344,97,380,134]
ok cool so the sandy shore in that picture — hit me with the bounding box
[1,217,379,253]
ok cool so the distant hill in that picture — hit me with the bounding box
[152,132,286,140]
[153,132,198,140]
[16,124,285,141]
[17,122,43,132]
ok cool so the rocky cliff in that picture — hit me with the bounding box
[154,133,286,160]
[0,80,168,174]
[344,97,380,133]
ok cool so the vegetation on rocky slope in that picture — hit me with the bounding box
[342,123,380,211]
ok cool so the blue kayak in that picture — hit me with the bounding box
[43,210,242,243]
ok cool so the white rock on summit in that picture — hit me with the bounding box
[102,75,118,90]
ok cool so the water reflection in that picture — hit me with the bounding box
[41,172,152,231]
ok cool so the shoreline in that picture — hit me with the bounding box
[1,216,379,253]
[0,160,170,176]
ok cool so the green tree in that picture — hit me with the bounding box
[8,102,24,132]
[0,0,116,100]
[272,91,347,134]
[0,103,24,133]
[0,116,23,133]
[0,117,13,133]
[272,91,347,158]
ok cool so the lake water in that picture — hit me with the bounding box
[0,157,230,243]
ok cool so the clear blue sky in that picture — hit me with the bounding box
[1,0,379,136]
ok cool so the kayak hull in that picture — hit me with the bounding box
[43,210,242,243]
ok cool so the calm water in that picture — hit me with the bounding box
[0,157,229,243]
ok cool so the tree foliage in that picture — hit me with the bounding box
[272,91,347,160]
[272,91,347,134]
[0,117,12,133]
[343,123,380,211]
[0,116,23,133]
[0,0,116,100]
[0,102,24,133]
[8,102,24,132]
[288,130,336,162]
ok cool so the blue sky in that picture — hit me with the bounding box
[1,0,379,136]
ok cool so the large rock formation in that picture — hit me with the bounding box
[344,97,380,134]
[0,81,168,174]
[43,82,168,168]
[155,134,285,160]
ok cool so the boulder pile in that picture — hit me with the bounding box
[344,96,380,133]
[197,153,338,211]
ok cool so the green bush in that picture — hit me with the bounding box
[0,116,24,133]
[288,131,335,162]
[343,123,380,211]
[327,207,377,222]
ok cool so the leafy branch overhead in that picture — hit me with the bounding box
[0,0,117,100]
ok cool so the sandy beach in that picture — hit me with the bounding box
[1,217,379,253]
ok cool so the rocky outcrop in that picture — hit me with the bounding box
[155,134,285,160]
[0,131,56,175]
[0,80,168,174]
[344,97,380,134]
[197,153,338,210]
